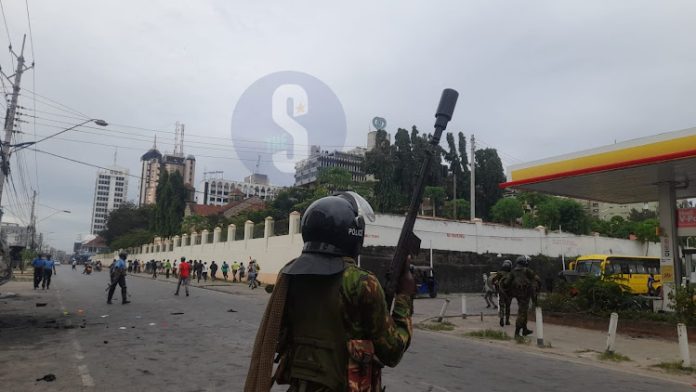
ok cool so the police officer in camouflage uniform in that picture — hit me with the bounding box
[492,259,513,327]
[245,192,415,392]
[502,256,541,337]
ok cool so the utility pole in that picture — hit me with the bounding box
[0,35,32,224]
[26,190,36,250]
[470,134,476,220]
[452,170,457,220]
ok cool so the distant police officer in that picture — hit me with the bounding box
[32,253,46,289]
[42,255,57,290]
[503,256,541,337]
[245,192,415,392]
[107,252,130,305]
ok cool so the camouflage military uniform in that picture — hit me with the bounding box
[502,266,540,335]
[278,258,412,392]
[491,271,511,326]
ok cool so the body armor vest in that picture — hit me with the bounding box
[286,272,349,391]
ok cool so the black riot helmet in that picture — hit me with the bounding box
[501,259,513,272]
[515,255,530,267]
[118,251,128,260]
[301,191,375,259]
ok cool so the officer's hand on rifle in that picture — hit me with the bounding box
[398,256,417,296]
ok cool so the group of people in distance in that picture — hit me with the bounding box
[122,256,261,288]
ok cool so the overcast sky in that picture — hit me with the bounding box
[0,0,695,251]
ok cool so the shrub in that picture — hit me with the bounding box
[669,286,696,326]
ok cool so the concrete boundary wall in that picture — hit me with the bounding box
[94,213,658,283]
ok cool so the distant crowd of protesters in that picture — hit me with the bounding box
[124,256,262,289]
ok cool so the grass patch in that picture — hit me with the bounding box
[574,349,597,354]
[514,336,531,345]
[464,329,511,341]
[651,361,695,375]
[416,321,455,332]
[598,351,631,362]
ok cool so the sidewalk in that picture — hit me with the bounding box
[414,294,696,384]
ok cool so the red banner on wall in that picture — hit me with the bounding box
[678,208,696,228]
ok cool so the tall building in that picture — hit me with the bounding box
[90,166,129,234]
[201,173,283,206]
[294,145,366,186]
[138,122,196,205]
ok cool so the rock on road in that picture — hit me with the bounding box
[0,269,692,392]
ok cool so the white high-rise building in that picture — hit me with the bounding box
[90,166,129,234]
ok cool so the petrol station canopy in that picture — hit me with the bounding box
[500,127,696,203]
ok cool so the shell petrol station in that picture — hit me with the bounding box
[501,126,696,309]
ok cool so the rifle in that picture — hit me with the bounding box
[384,88,459,306]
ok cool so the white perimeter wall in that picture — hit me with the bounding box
[95,214,658,283]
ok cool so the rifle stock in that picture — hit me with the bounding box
[384,89,458,306]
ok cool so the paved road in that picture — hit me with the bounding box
[0,268,692,391]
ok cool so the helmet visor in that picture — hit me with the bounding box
[342,191,375,222]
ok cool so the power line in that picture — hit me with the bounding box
[0,0,13,70]
[29,147,211,196]
[24,0,39,195]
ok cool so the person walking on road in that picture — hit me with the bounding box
[175,256,190,297]
[248,261,258,289]
[202,262,209,282]
[164,259,172,279]
[231,261,240,282]
[239,262,245,283]
[107,252,131,305]
[210,261,218,281]
[42,255,57,290]
[483,273,497,309]
[32,254,45,289]
[221,261,229,281]
[72,259,77,271]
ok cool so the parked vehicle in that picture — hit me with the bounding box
[560,254,662,295]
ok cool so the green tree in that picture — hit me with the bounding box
[474,148,506,220]
[534,197,591,234]
[181,214,209,234]
[110,229,155,250]
[153,171,188,236]
[628,208,657,222]
[443,199,470,220]
[424,186,446,216]
[317,167,353,193]
[365,129,404,213]
[491,197,524,225]
[100,202,153,245]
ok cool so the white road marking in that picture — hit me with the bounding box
[77,365,95,387]
[57,289,95,388]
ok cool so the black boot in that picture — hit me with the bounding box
[522,327,533,336]
[514,327,521,337]
[121,287,130,304]
[499,318,505,327]
[505,319,511,326]
[107,284,116,304]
